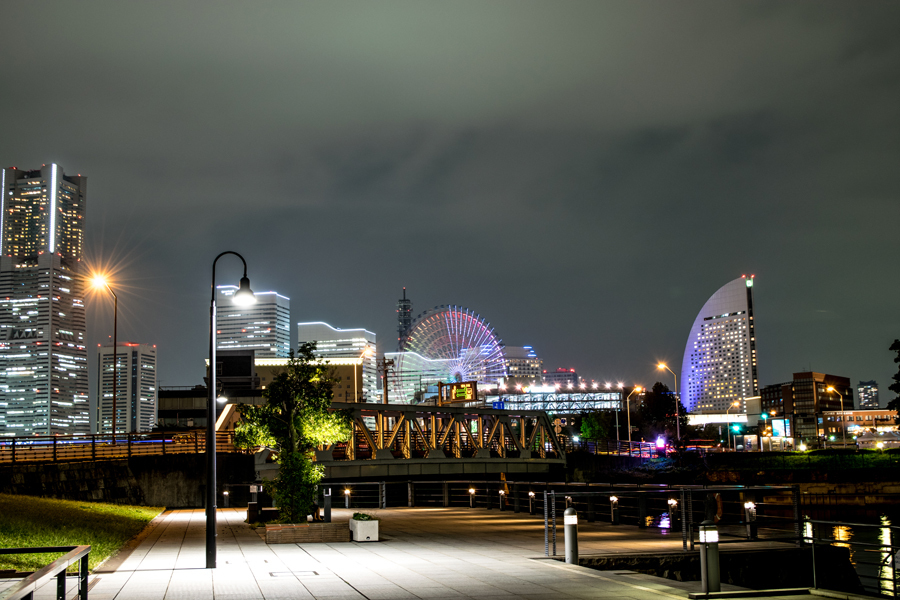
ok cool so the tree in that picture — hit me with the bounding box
[580,411,615,441]
[887,339,900,424]
[636,382,688,442]
[234,342,352,523]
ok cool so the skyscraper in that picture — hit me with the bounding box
[681,275,759,414]
[858,380,879,409]
[216,287,289,358]
[297,322,377,402]
[397,287,412,351]
[505,346,543,383]
[97,342,157,433]
[0,164,89,436]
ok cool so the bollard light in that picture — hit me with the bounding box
[610,496,619,525]
[564,507,579,564]
[469,487,476,508]
[743,501,755,510]
[528,490,535,515]
[698,519,721,593]
[668,498,678,508]
[344,488,351,509]
[744,501,758,540]
[698,523,719,543]
[223,490,230,508]
[499,489,506,511]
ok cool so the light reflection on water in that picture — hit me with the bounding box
[823,513,896,597]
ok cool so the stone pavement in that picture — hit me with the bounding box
[16,507,807,600]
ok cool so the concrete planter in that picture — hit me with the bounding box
[266,522,350,544]
[351,518,379,542]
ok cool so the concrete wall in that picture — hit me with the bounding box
[0,453,255,508]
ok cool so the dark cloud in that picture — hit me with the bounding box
[1,1,899,398]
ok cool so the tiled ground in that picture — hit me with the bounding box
[6,507,809,600]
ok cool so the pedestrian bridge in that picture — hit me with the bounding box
[309,402,566,480]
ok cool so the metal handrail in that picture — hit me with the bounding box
[0,545,91,600]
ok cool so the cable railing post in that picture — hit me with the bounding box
[544,490,549,556]
[681,487,688,551]
[128,434,132,458]
[56,567,66,600]
[552,489,557,556]
[11,438,15,464]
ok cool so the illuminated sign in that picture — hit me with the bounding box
[449,381,477,402]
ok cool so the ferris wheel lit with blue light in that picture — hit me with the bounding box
[400,305,507,385]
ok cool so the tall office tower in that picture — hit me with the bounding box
[216,286,289,358]
[858,380,879,409]
[681,275,759,414]
[297,322,376,402]
[0,164,89,436]
[504,346,543,383]
[97,342,157,433]
[397,287,412,351]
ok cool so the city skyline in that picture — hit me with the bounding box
[1,2,897,403]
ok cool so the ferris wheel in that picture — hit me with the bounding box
[400,305,507,385]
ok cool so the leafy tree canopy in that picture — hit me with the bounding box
[637,382,688,442]
[580,411,615,441]
[234,342,351,522]
[886,339,900,424]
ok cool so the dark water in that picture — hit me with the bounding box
[803,507,899,597]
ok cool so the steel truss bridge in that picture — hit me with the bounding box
[311,402,566,480]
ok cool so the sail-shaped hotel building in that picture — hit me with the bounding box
[680,276,759,414]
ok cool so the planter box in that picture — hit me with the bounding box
[266,522,350,544]
[351,518,379,542]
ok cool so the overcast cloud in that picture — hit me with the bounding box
[2,1,898,399]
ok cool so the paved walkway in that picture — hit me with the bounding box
[17,507,806,600]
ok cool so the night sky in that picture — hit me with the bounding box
[2,2,898,405]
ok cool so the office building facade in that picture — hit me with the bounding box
[297,322,376,402]
[761,372,852,442]
[504,346,543,384]
[397,287,412,351]
[97,342,157,433]
[542,368,579,388]
[0,164,89,435]
[681,275,759,414]
[216,287,289,358]
[858,380,879,410]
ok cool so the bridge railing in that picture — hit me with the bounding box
[0,544,90,600]
[0,431,239,465]
[318,402,566,463]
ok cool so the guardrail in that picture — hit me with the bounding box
[805,518,900,598]
[0,545,90,600]
[0,432,239,465]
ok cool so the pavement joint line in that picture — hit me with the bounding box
[536,558,689,600]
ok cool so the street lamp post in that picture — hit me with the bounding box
[208,252,256,569]
[725,401,740,451]
[92,276,118,440]
[657,364,681,442]
[626,386,643,447]
[827,386,846,447]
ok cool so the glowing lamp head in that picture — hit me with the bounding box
[528,491,535,497]
[232,275,257,306]
[91,274,109,290]
[656,436,665,449]
[635,386,643,392]
[573,436,580,442]
[877,441,885,449]
[343,488,351,495]
[668,498,678,507]
[499,490,505,496]
[469,488,476,495]
[610,496,618,503]
[657,363,666,370]
[826,386,835,392]
[216,395,228,403]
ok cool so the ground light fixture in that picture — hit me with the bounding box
[799,443,808,452]
[207,251,255,569]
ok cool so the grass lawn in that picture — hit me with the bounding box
[0,494,163,572]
